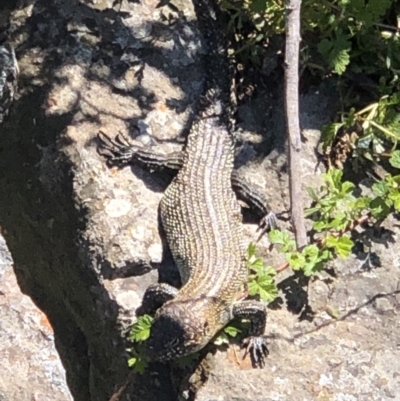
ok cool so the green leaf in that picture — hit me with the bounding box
[352,196,371,210]
[369,196,391,219]
[268,229,296,252]
[318,32,351,75]
[304,206,321,217]
[248,275,278,302]
[325,235,353,258]
[303,260,324,276]
[321,123,344,149]
[249,0,267,14]
[324,169,344,191]
[303,244,320,264]
[313,220,328,232]
[129,315,153,342]
[128,356,137,367]
[224,325,241,338]
[317,38,333,60]
[341,181,355,195]
[332,48,351,75]
[344,108,356,127]
[372,181,388,197]
[388,186,400,203]
[246,242,257,259]
[306,186,319,201]
[286,251,305,271]
[268,229,286,244]
[128,355,148,374]
[364,0,392,27]
[389,150,400,169]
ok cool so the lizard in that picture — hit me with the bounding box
[98,0,276,367]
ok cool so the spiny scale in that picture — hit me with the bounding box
[160,97,247,303]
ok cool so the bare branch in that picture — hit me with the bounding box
[284,0,307,248]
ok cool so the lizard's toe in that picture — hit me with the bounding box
[242,336,269,368]
[256,212,279,241]
[97,131,138,166]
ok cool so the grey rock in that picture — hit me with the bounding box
[0,237,72,401]
[0,1,399,401]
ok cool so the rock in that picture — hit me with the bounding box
[0,236,72,401]
[0,1,399,401]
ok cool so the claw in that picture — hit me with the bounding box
[256,211,279,241]
[242,336,269,368]
[97,131,138,166]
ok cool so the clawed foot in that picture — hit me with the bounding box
[257,212,279,241]
[242,335,269,368]
[97,131,139,166]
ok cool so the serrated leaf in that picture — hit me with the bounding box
[248,275,278,302]
[249,257,265,272]
[326,235,353,258]
[372,181,388,197]
[129,315,153,342]
[286,251,305,270]
[303,244,320,264]
[268,229,286,244]
[246,242,257,259]
[393,196,400,212]
[313,220,328,232]
[258,283,279,302]
[128,356,148,374]
[389,150,400,169]
[332,48,350,75]
[324,169,343,191]
[352,196,371,210]
[364,0,392,27]
[321,122,344,148]
[341,181,355,194]
[318,31,351,75]
[249,0,267,14]
[370,197,391,219]
[303,260,324,276]
[268,229,296,252]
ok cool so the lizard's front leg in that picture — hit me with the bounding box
[232,300,269,368]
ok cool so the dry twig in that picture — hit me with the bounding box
[284,0,307,248]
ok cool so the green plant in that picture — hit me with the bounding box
[220,0,400,168]
[127,315,153,373]
[269,161,400,276]
[246,242,278,301]
[322,93,400,169]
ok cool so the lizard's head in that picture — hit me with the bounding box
[144,299,217,361]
